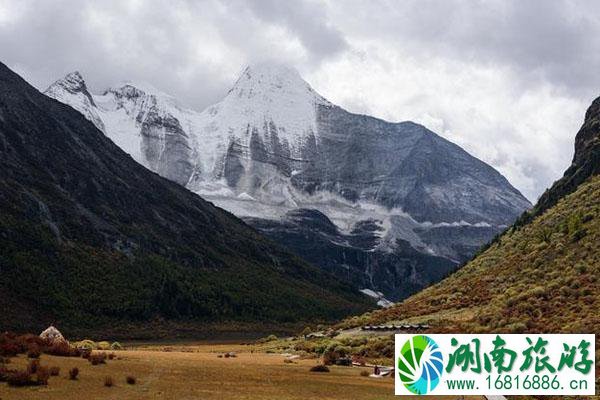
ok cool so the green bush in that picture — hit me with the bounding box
[76,340,97,350]
[97,341,111,351]
[506,322,527,333]
[110,342,123,350]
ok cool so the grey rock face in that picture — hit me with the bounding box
[245,209,458,301]
[289,105,530,225]
[140,108,193,186]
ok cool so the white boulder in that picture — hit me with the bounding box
[39,325,66,344]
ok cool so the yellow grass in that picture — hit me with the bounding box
[0,343,484,400]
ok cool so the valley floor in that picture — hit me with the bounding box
[0,342,483,400]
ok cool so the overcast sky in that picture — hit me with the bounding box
[2,0,600,201]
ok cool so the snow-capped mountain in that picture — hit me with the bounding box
[46,71,195,185]
[45,64,532,300]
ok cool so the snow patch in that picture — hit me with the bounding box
[237,192,255,201]
[360,289,394,308]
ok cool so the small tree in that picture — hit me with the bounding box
[301,326,312,338]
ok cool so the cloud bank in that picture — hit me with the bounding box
[1,0,599,201]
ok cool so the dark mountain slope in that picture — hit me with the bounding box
[245,209,458,301]
[0,62,371,337]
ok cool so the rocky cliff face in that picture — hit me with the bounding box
[45,63,531,300]
[526,96,600,221]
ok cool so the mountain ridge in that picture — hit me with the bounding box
[521,96,600,223]
[45,63,531,301]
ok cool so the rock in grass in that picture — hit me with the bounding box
[39,326,66,344]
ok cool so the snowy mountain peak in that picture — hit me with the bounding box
[182,63,335,186]
[229,63,330,105]
[57,71,86,89]
[45,71,104,131]
[108,80,175,101]
[46,71,90,99]
[102,80,182,112]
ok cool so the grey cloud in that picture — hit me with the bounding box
[326,0,600,98]
[0,0,597,200]
[0,0,344,109]
[242,0,348,61]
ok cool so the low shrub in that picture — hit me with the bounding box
[309,364,330,373]
[81,348,92,359]
[126,375,136,385]
[335,357,352,366]
[322,351,336,365]
[27,344,41,359]
[301,326,313,337]
[110,342,123,350]
[356,336,395,358]
[506,322,528,333]
[76,340,97,350]
[27,359,40,374]
[0,343,20,357]
[89,352,107,365]
[69,367,79,380]
[49,366,60,376]
[0,366,16,382]
[46,341,80,357]
[340,337,368,347]
[104,376,114,387]
[294,341,317,353]
[572,228,587,242]
[97,341,111,351]
[6,370,35,387]
[36,366,50,386]
[360,370,370,377]
[14,334,47,354]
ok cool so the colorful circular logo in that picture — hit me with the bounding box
[397,335,444,395]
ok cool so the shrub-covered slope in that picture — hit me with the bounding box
[0,61,372,337]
